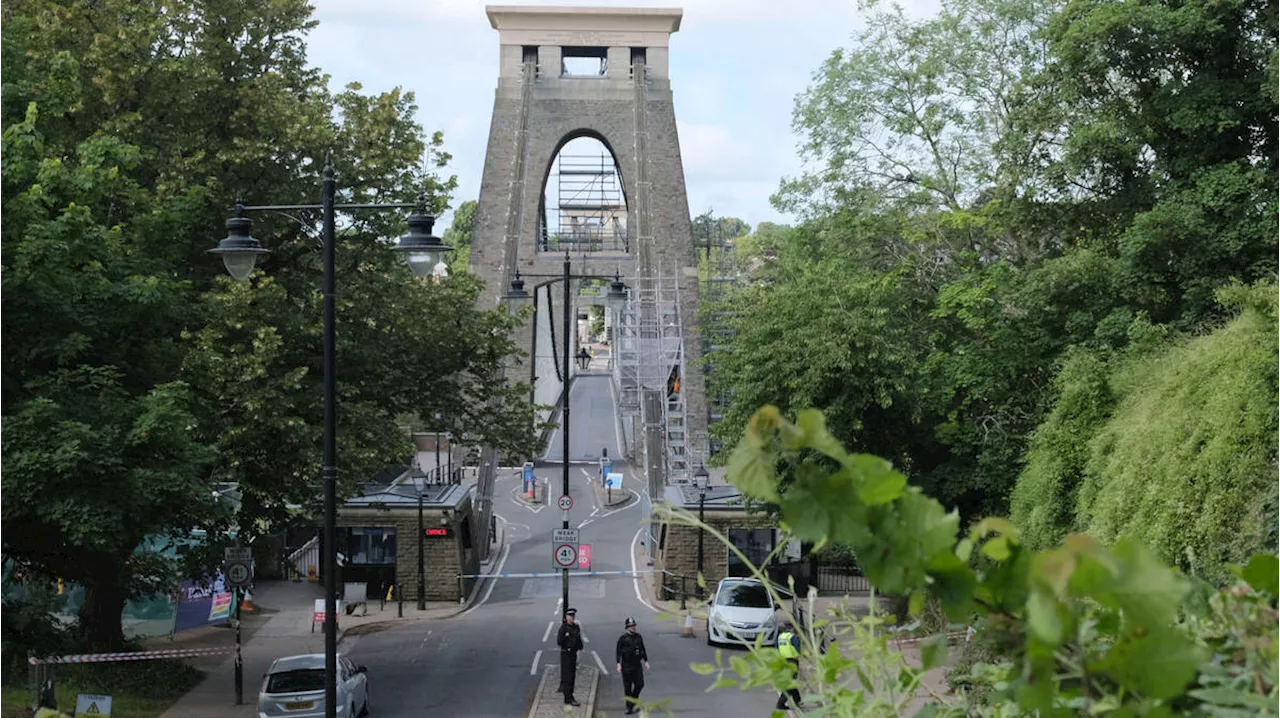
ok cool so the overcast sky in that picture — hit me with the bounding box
[305,0,940,231]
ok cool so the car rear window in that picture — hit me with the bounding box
[716,583,772,608]
[266,669,325,694]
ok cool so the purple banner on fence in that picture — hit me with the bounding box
[174,572,232,633]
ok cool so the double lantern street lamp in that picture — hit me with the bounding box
[505,254,628,618]
[694,462,710,599]
[209,155,452,718]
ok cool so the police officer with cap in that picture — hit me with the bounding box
[615,616,650,714]
[557,607,585,706]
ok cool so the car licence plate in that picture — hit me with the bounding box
[284,701,315,710]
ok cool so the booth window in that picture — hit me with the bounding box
[728,529,776,577]
[344,527,397,565]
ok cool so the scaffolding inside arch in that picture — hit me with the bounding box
[541,150,629,253]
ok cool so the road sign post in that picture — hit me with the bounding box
[604,472,623,504]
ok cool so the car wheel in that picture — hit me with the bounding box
[360,694,370,717]
[705,621,713,646]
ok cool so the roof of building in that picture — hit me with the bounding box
[663,483,746,510]
[344,468,468,510]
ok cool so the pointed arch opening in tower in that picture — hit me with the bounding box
[539,136,629,254]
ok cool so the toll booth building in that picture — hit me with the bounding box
[650,484,799,602]
[336,468,480,603]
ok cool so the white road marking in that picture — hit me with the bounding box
[554,597,563,616]
[459,541,511,615]
[583,633,590,644]
[580,468,593,480]
[631,526,661,613]
[542,621,555,642]
[531,650,543,675]
[577,518,594,529]
[591,649,607,674]
[589,507,600,518]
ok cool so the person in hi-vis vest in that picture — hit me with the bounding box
[775,623,804,710]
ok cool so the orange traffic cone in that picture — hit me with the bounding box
[240,590,257,612]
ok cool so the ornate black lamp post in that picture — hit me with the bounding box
[505,256,627,617]
[210,155,451,718]
[413,473,427,611]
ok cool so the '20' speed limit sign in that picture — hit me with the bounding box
[557,494,574,511]
[554,544,578,568]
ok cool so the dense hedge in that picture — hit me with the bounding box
[1013,283,1278,584]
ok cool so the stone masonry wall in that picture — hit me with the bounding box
[337,498,479,602]
[469,63,709,461]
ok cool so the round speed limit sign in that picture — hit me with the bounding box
[554,544,578,568]
[557,494,574,511]
[226,562,251,587]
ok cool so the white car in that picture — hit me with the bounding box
[705,578,784,647]
[258,653,369,718]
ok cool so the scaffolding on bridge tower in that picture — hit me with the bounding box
[612,262,692,485]
[698,223,739,460]
[541,151,629,253]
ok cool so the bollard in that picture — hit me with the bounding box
[683,613,694,638]
[680,576,688,611]
[397,583,404,618]
[457,575,466,605]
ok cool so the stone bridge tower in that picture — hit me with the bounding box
[468,5,708,543]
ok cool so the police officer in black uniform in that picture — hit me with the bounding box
[615,616,650,714]
[557,607,584,706]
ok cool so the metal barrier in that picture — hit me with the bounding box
[457,569,658,580]
[287,536,320,582]
[29,647,233,665]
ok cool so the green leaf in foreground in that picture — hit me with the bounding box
[1096,630,1206,700]
[1240,553,1279,597]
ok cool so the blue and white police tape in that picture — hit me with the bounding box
[457,569,660,579]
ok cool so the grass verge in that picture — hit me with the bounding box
[1,660,204,718]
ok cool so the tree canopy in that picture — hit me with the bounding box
[1,0,540,649]
[709,0,1277,553]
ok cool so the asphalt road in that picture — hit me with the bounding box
[342,376,779,716]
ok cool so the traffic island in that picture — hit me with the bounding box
[590,478,633,510]
[528,661,599,718]
[517,480,546,507]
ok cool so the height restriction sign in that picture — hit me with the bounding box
[552,528,579,569]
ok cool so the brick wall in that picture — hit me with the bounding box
[338,495,480,602]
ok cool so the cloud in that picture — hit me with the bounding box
[305,0,941,228]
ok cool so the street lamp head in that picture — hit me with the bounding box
[606,272,628,308]
[395,204,452,279]
[505,271,531,300]
[209,214,270,280]
[410,473,427,497]
[694,462,710,493]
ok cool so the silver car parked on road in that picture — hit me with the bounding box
[258,653,369,718]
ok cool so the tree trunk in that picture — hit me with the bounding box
[79,577,127,650]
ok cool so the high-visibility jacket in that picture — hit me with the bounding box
[778,631,800,659]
